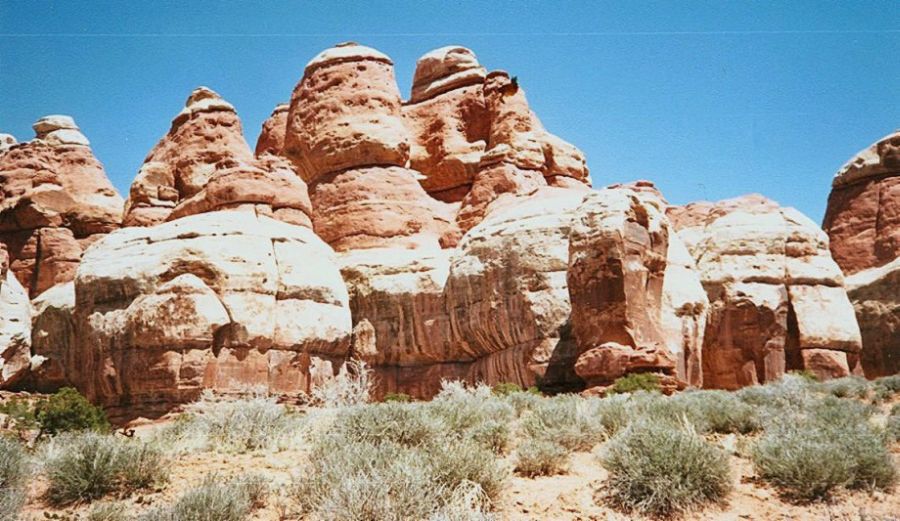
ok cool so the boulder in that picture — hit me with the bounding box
[0,116,123,296]
[845,258,900,377]
[72,212,352,416]
[124,87,311,228]
[671,195,862,388]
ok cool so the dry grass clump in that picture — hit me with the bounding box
[139,474,267,521]
[157,391,307,453]
[599,419,732,516]
[310,359,373,408]
[670,390,761,434]
[514,439,569,477]
[520,394,625,452]
[751,396,896,501]
[0,437,27,521]
[294,387,507,520]
[42,432,168,505]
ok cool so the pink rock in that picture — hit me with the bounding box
[254,103,289,157]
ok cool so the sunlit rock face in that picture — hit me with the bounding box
[824,131,900,377]
[72,212,352,417]
[123,87,313,229]
[0,116,123,297]
[670,195,862,388]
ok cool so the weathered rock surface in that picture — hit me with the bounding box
[671,195,862,388]
[0,134,16,155]
[254,103,289,157]
[0,116,123,297]
[823,131,900,275]
[28,281,75,391]
[283,43,457,251]
[824,132,900,377]
[0,245,32,388]
[72,212,352,415]
[124,87,312,228]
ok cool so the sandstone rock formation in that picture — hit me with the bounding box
[0,134,16,155]
[0,245,32,388]
[255,103,289,157]
[28,281,75,391]
[73,212,352,416]
[824,131,900,376]
[0,116,123,297]
[123,87,312,228]
[671,195,862,388]
[283,43,456,251]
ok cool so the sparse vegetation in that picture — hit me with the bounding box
[514,438,569,477]
[751,396,895,501]
[139,474,266,521]
[819,376,872,399]
[887,403,900,442]
[607,373,661,395]
[36,387,110,436]
[309,358,373,408]
[600,420,732,515]
[87,502,128,521]
[0,437,27,521]
[383,392,412,403]
[43,432,168,505]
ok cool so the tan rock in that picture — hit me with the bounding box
[72,212,352,415]
[29,281,75,391]
[0,245,32,388]
[0,116,123,296]
[671,195,862,388]
[823,130,900,275]
[0,134,17,155]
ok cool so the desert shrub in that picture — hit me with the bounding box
[44,432,168,505]
[514,439,569,477]
[491,382,523,396]
[332,402,444,447]
[608,373,661,395]
[819,376,871,399]
[310,359,373,408]
[87,502,128,521]
[599,420,732,515]
[520,395,602,451]
[158,391,306,453]
[295,412,505,520]
[425,382,514,453]
[874,375,900,399]
[887,404,900,442]
[0,396,40,434]
[0,437,27,521]
[671,390,761,434]
[504,389,543,417]
[736,374,817,425]
[751,396,895,501]
[788,369,820,383]
[383,392,412,403]
[140,474,266,521]
[35,387,110,436]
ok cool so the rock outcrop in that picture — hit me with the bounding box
[671,195,862,388]
[255,103,289,157]
[123,87,312,228]
[283,43,456,251]
[824,132,900,377]
[73,212,352,416]
[0,245,32,388]
[0,116,123,297]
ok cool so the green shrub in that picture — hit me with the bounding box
[140,474,266,521]
[874,375,900,397]
[383,392,412,403]
[599,420,732,515]
[35,387,110,436]
[608,373,661,395]
[751,397,895,501]
[491,382,523,396]
[44,432,168,505]
[788,370,820,383]
[0,397,40,432]
[514,439,569,477]
[0,437,27,521]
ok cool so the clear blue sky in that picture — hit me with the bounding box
[2,1,898,222]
